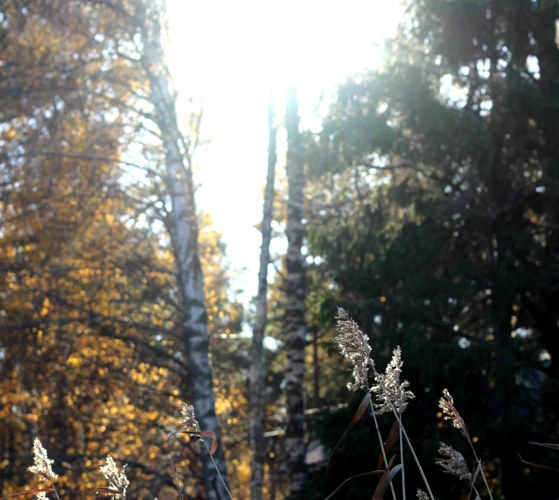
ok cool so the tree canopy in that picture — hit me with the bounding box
[1,0,558,499]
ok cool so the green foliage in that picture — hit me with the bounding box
[304,0,559,497]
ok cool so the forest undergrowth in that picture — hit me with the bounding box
[3,309,557,500]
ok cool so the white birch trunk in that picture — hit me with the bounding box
[249,93,277,500]
[284,85,308,497]
[141,13,229,500]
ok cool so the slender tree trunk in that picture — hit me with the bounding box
[312,326,320,408]
[284,85,308,497]
[534,0,559,380]
[249,92,277,500]
[141,11,229,500]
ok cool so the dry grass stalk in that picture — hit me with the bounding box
[334,308,372,392]
[334,309,397,500]
[372,347,415,500]
[168,454,185,500]
[1,399,228,500]
[100,455,129,499]
[438,389,494,500]
[29,439,58,482]
[439,389,469,441]
[28,439,60,500]
[436,442,472,482]
[371,347,415,416]
[180,403,201,435]
[178,403,233,500]
[334,310,435,500]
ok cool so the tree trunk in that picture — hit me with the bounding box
[284,85,308,497]
[141,11,229,500]
[312,326,320,408]
[249,92,277,500]
[533,0,559,380]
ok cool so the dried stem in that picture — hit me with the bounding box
[467,463,483,500]
[400,417,406,500]
[467,440,494,500]
[439,389,494,500]
[370,360,435,500]
[203,440,233,500]
[51,482,61,500]
[368,395,397,500]
[399,422,435,500]
[168,454,185,500]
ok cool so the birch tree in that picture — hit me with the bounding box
[0,2,193,495]
[249,93,277,500]
[79,1,231,494]
[140,25,230,500]
[137,4,230,498]
[283,86,308,496]
[0,1,233,496]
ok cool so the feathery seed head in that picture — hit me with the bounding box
[371,346,415,415]
[436,442,472,482]
[439,389,470,441]
[28,438,58,482]
[416,489,429,500]
[36,493,48,500]
[180,403,201,434]
[100,455,129,499]
[334,308,372,392]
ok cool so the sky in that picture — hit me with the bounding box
[165,0,402,308]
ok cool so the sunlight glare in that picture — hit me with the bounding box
[164,0,402,303]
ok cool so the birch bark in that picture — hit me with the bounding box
[141,11,229,500]
[249,93,277,500]
[284,86,308,497]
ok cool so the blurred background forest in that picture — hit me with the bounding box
[1,0,558,499]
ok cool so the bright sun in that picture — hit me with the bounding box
[164,0,402,303]
[166,0,401,102]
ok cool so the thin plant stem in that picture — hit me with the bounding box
[467,441,494,500]
[369,360,435,500]
[467,465,482,500]
[50,481,61,500]
[468,485,482,500]
[468,481,482,500]
[399,421,434,500]
[203,441,233,500]
[369,398,397,500]
[467,462,481,500]
[400,416,406,500]
[168,454,184,500]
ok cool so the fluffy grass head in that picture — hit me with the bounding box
[439,389,470,441]
[334,308,372,392]
[436,442,472,482]
[28,439,58,482]
[100,455,129,499]
[372,346,415,415]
